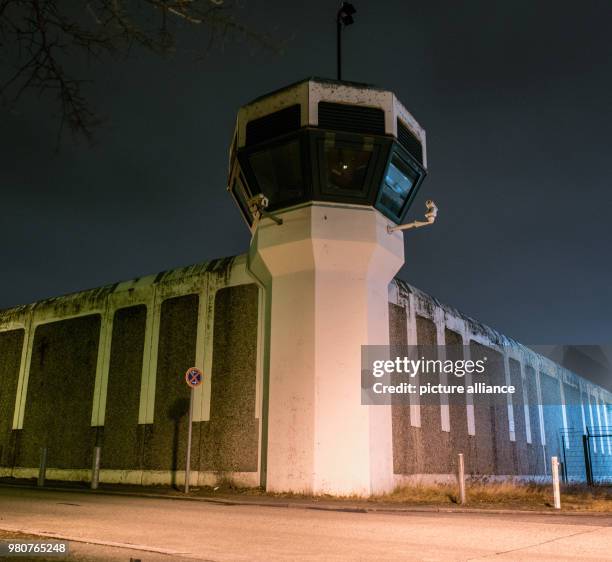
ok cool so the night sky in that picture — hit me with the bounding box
[2,1,611,356]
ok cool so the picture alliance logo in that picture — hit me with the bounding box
[371,357,488,378]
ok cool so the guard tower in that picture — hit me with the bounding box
[227,78,428,495]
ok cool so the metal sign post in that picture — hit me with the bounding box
[336,2,356,81]
[184,367,203,494]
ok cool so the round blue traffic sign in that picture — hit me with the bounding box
[185,367,203,388]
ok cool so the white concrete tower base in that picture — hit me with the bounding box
[251,204,404,496]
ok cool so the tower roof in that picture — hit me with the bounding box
[235,77,427,168]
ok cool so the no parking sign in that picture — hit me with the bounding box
[183,366,203,494]
[185,367,203,388]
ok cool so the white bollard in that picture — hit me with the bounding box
[91,446,101,490]
[551,456,561,509]
[458,453,466,505]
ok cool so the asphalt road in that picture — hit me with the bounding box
[0,487,610,561]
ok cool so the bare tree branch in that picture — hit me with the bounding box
[0,1,280,144]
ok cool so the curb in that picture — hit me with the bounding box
[0,481,610,518]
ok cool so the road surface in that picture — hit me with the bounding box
[0,487,610,561]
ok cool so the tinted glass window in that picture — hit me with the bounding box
[248,140,303,205]
[378,156,418,217]
[323,146,372,193]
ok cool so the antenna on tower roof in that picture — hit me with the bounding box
[336,2,356,81]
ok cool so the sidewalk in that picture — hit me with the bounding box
[1,477,609,517]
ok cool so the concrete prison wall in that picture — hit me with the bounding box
[0,254,611,488]
[0,255,261,487]
[388,279,612,483]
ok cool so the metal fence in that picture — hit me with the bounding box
[559,427,612,485]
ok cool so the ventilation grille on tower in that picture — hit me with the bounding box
[246,104,301,146]
[397,119,423,165]
[318,102,385,135]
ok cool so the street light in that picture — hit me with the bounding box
[337,2,356,81]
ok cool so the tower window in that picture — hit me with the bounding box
[378,155,419,217]
[248,139,303,206]
[323,145,372,193]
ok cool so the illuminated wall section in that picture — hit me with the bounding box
[145,294,199,474]
[200,284,259,472]
[102,305,147,470]
[445,328,471,474]
[17,315,101,469]
[0,329,24,467]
